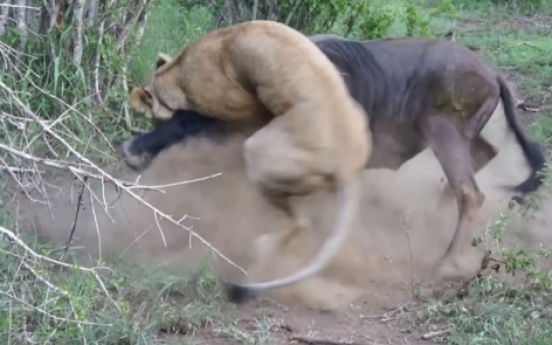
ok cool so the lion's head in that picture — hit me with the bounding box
[129,52,189,121]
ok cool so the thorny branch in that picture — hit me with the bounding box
[290,336,365,345]
[0,80,245,273]
[0,224,119,312]
[0,1,247,339]
[0,23,247,275]
[0,99,245,273]
[0,3,256,338]
[63,176,88,260]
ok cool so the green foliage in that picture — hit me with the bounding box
[431,0,458,17]
[452,0,546,12]
[129,1,212,85]
[355,3,396,39]
[417,209,552,344]
[406,1,431,37]
[0,21,130,166]
[405,0,457,37]
[0,232,228,344]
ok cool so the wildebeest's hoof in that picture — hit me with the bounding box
[433,256,468,283]
[119,139,153,172]
[509,195,526,209]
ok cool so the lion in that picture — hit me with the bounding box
[120,20,371,304]
[123,32,546,283]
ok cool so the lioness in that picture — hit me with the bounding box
[123,32,545,283]
[123,21,371,303]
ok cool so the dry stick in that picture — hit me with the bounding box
[0,155,39,205]
[360,302,416,322]
[16,254,92,340]
[290,336,365,345]
[88,185,103,261]
[62,176,88,260]
[421,329,451,340]
[0,81,247,275]
[0,143,103,179]
[0,290,110,326]
[18,255,71,297]
[72,0,85,64]
[401,214,416,296]
[0,224,120,312]
[0,2,10,36]
[1,137,221,191]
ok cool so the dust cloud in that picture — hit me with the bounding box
[14,101,552,311]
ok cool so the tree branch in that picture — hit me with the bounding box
[73,0,85,64]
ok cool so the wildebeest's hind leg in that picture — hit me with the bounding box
[440,134,498,200]
[242,116,333,263]
[471,135,498,173]
[423,116,486,281]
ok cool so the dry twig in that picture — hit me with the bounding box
[62,176,88,260]
[0,2,242,339]
[360,302,418,322]
[0,81,247,274]
[421,328,451,340]
[0,223,120,319]
[0,35,247,274]
[290,336,365,345]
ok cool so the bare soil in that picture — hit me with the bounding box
[5,95,552,343]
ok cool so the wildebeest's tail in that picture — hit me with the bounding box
[498,75,546,195]
[224,168,362,304]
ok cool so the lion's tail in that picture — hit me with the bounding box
[225,169,362,303]
[498,75,546,195]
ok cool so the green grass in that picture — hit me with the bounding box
[419,286,552,345]
[0,227,232,344]
[0,222,283,344]
[128,1,213,85]
[405,206,552,344]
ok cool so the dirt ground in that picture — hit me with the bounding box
[5,99,552,344]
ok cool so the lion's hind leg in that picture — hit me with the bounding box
[261,189,311,250]
[226,112,361,304]
[243,116,333,254]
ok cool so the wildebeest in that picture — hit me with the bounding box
[121,33,545,282]
[310,34,545,278]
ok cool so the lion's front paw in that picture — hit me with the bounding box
[119,139,153,172]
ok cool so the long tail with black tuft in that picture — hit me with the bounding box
[498,75,546,196]
[224,170,362,304]
[225,282,255,304]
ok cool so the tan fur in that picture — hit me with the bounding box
[128,20,372,297]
